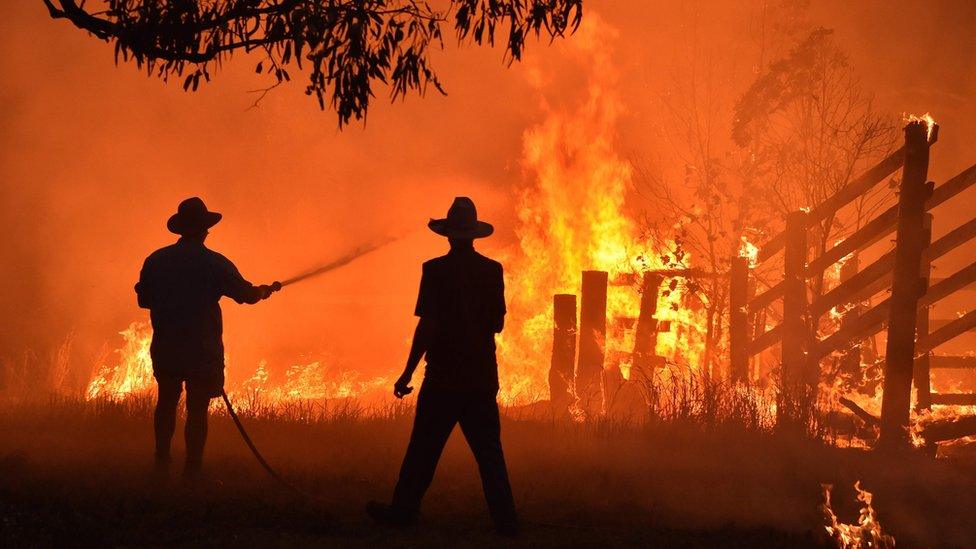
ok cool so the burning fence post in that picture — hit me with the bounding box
[550,294,577,416]
[577,270,608,415]
[779,210,810,427]
[879,120,933,450]
[631,273,664,383]
[729,257,751,383]
[913,213,934,412]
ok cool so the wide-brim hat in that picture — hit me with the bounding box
[167,197,222,235]
[428,196,494,239]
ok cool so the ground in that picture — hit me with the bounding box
[2,396,975,547]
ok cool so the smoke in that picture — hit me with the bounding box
[2,1,975,392]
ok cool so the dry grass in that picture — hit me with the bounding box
[2,383,976,547]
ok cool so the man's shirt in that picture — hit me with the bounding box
[415,247,506,392]
[135,238,263,379]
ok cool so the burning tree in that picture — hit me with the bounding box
[43,0,582,125]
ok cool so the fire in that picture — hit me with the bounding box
[497,15,707,403]
[86,18,716,411]
[86,322,154,400]
[903,112,937,140]
[738,235,759,268]
[86,322,388,404]
[822,481,895,549]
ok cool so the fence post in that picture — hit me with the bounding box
[631,273,664,382]
[913,213,935,412]
[879,121,932,450]
[729,256,751,382]
[577,270,608,416]
[550,294,577,416]
[779,210,809,426]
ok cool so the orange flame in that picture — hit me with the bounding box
[903,112,937,140]
[822,481,895,549]
[738,235,759,268]
[86,322,388,403]
[86,322,154,400]
[497,15,707,404]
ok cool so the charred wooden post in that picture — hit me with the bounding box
[879,121,933,450]
[779,210,810,426]
[913,213,934,412]
[631,273,664,382]
[577,270,609,415]
[550,294,577,415]
[729,256,751,382]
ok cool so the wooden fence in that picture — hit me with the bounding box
[728,120,976,446]
[544,121,976,443]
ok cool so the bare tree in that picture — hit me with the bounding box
[733,27,898,300]
[634,4,753,381]
[733,26,898,398]
[43,0,582,126]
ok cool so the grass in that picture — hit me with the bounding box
[2,385,976,547]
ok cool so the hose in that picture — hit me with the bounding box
[220,390,312,499]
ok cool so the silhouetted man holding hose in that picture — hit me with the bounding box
[367,197,518,536]
[136,197,280,478]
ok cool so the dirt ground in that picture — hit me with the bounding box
[2,397,975,547]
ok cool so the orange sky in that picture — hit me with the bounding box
[2,1,974,391]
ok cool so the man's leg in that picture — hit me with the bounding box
[154,379,182,463]
[458,392,518,531]
[389,386,459,515]
[183,385,211,475]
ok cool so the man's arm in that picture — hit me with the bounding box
[394,316,434,398]
[395,263,435,398]
[216,255,280,304]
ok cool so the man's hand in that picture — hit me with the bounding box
[393,373,414,399]
[257,282,283,300]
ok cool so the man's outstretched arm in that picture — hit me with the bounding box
[394,317,433,398]
[217,256,280,304]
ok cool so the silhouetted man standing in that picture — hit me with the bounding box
[367,197,518,536]
[136,197,280,478]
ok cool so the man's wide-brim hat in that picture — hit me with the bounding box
[167,197,222,236]
[428,196,494,239]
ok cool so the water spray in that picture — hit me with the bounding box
[278,236,398,288]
